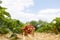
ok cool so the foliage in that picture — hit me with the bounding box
[0,0,2,4]
[30,20,38,30]
[0,4,24,34]
[36,17,60,34]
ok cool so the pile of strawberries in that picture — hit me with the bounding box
[22,24,35,34]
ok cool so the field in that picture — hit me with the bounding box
[0,33,60,40]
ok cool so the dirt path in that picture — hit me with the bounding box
[0,33,60,40]
[34,33,60,40]
[0,35,8,40]
[21,33,60,40]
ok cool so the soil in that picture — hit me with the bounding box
[0,33,60,40]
